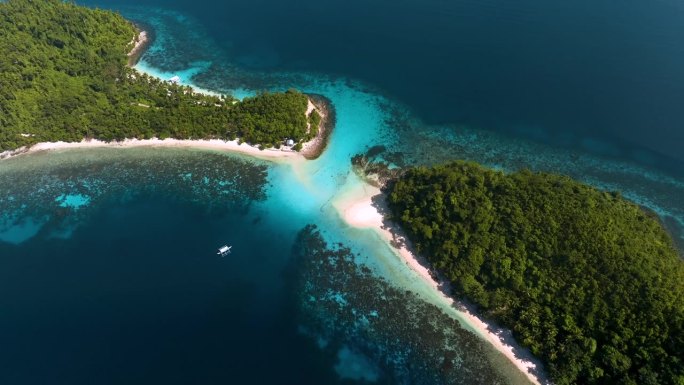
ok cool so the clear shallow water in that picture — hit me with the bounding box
[2,1,684,384]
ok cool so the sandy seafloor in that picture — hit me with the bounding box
[1,4,683,385]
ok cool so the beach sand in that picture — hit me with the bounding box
[0,138,302,162]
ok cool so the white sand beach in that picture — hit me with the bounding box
[0,138,302,162]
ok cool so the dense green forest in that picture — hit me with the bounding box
[386,161,684,385]
[0,0,314,152]
[226,90,309,148]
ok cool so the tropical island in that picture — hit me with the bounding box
[0,0,329,158]
[3,0,683,384]
[381,160,684,385]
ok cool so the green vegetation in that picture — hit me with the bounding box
[226,90,309,148]
[387,161,684,385]
[0,0,311,151]
[308,109,321,137]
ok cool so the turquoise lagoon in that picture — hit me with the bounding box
[1,3,683,385]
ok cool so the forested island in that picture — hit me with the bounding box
[385,161,684,385]
[0,0,322,153]
[5,0,682,384]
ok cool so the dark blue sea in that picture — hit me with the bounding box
[1,0,683,384]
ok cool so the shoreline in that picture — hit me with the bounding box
[127,27,151,67]
[0,138,304,163]
[0,95,330,163]
[301,94,336,160]
[334,183,548,385]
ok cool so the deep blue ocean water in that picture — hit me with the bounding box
[2,0,684,384]
[0,196,333,384]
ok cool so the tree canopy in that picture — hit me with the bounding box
[226,90,309,148]
[0,0,314,151]
[387,161,684,385]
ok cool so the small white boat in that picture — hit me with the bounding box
[217,245,232,257]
